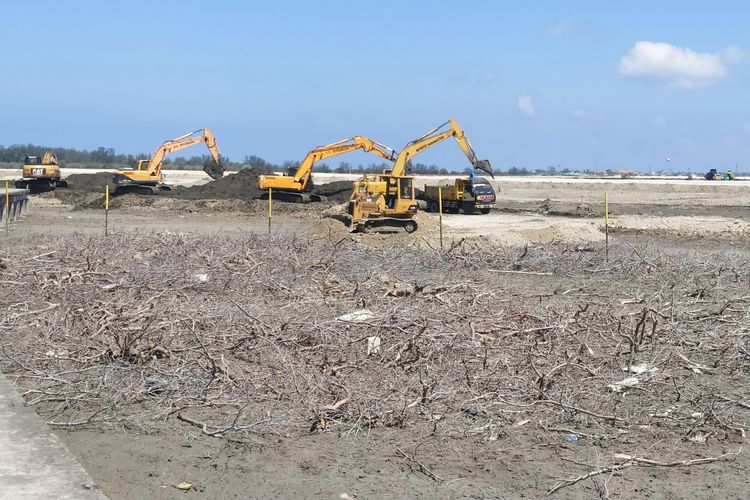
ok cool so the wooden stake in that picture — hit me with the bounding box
[268,188,272,236]
[5,180,9,234]
[438,186,443,248]
[604,191,609,261]
[105,184,109,236]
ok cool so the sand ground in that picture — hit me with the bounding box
[1,173,748,499]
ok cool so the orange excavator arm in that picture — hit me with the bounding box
[140,128,224,180]
[259,136,396,192]
[389,119,493,178]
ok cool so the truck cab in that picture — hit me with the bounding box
[423,175,496,214]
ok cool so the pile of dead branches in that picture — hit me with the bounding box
[0,233,748,460]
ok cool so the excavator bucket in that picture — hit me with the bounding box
[474,159,494,179]
[203,159,225,179]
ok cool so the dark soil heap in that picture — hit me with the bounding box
[64,172,117,192]
[54,169,353,205]
[168,169,262,200]
[310,180,353,202]
[173,170,354,203]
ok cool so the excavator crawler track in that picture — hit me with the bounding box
[260,190,321,203]
[354,218,418,234]
[14,179,65,193]
[114,184,171,196]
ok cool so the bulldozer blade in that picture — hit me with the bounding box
[203,159,225,180]
[474,159,494,179]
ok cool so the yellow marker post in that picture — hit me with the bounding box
[4,180,9,234]
[105,184,110,236]
[604,192,609,261]
[438,186,443,248]
[268,188,272,236]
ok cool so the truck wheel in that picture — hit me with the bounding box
[480,208,491,214]
[462,203,475,215]
[403,220,418,233]
[427,200,438,212]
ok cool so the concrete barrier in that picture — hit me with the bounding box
[0,188,29,225]
[0,373,107,499]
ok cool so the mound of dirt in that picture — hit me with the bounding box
[64,172,117,192]
[310,180,353,202]
[168,168,262,200]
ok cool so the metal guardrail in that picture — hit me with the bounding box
[0,188,29,225]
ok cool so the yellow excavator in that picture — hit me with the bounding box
[112,128,224,195]
[258,136,396,203]
[348,119,492,233]
[15,151,68,192]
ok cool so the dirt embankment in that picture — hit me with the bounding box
[168,168,262,200]
[46,170,355,209]
[310,180,353,202]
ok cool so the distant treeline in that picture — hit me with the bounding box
[0,144,456,174]
[0,144,245,169]
[2,144,737,176]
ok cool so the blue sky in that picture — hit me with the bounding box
[1,0,748,171]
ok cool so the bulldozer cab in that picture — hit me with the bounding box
[385,176,414,208]
[400,177,413,199]
[24,156,41,165]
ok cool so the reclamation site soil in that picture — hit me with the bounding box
[1,171,749,499]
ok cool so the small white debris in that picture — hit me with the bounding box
[100,283,118,291]
[688,432,707,444]
[366,336,381,355]
[625,363,654,374]
[191,272,209,283]
[608,376,640,392]
[513,419,530,427]
[336,309,375,323]
[176,481,192,490]
[45,349,69,359]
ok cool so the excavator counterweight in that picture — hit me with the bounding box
[15,151,68,192]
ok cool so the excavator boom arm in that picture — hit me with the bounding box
[391,119,493,177]
[291,136,396,187]
[145,128,223,177]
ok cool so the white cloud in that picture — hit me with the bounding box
[517,96,535,116]
[652,114,666,127]
[571,109,586,118]
[548,19,571,36]
[618,41,730,89]
[723,45,750,64]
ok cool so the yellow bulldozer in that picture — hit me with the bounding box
[347,119,492,232]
